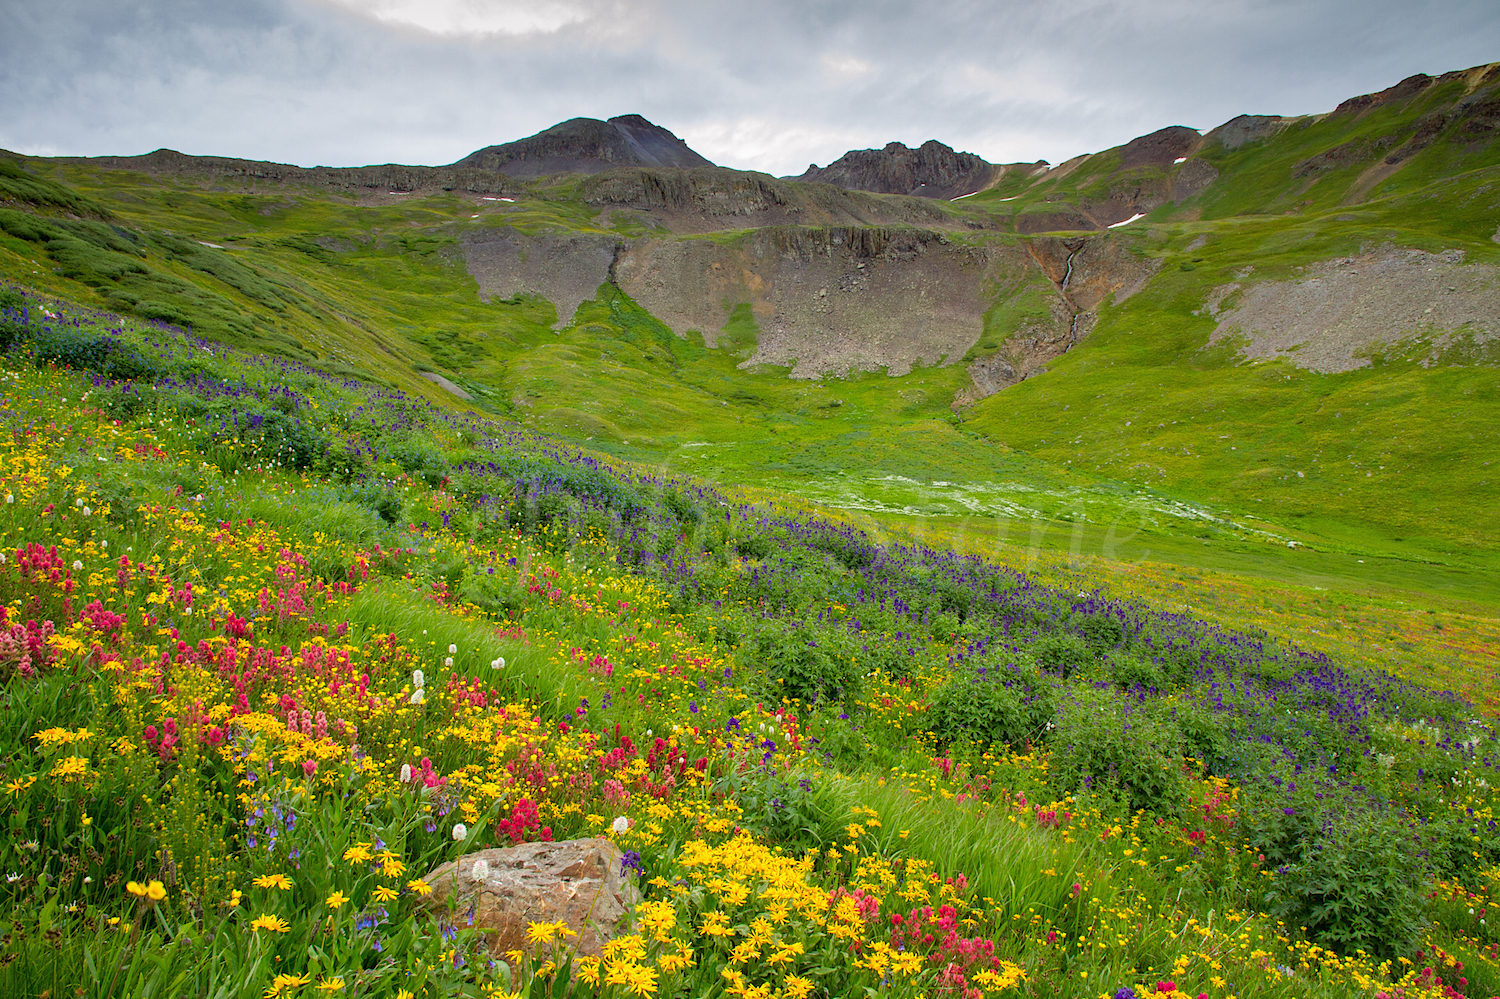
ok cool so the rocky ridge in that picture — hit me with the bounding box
[793,139,999,199]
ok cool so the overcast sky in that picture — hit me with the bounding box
[3,0,1498,177]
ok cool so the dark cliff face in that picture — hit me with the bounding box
[793,139,997,199]
[451,115,714,178]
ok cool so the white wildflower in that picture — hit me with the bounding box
[400,763,413,783]
[471,859,490,881]
[448,644,457,655]
[611,816,631,835]
[410,689,424,705]
[412,669,425,689]
[72,560,83,571]
[452,823,468,841]
[444,657,453,668]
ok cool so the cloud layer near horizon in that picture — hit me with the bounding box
[3,0,1498,176]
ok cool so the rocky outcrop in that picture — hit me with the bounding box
[793,140,998,199]
[1025,236,1162,312]
[614,226,1004,377]
[1118,126,1201,170]
[1011,125,1219,233]
[462,229,618,327]
[953,294,1087,407]
[1204,115,1291,151]
[453,115,713,178]
[422,838,639,960]
[1331,74,1438,118]
[950,234,1159,405]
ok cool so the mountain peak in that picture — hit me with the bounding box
[794,138,996,199]
[452,115,713,178]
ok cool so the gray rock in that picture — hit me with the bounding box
[421,838,639,959]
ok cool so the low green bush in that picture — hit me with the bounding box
[927,667,1054,750]
[739,619,863,705]
[1049,686,1193,813]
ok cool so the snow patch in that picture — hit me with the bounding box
[1173,157,1187,164]
[1108,213,1146,229]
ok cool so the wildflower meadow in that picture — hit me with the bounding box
[2,290,1500,999]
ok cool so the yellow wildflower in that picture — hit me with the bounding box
[342,843,373,865]
[250,914,291,933]
[265,972,310,996]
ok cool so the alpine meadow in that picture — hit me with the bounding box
[2,58,1500,999]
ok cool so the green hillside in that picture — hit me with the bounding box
[0,64,1497,618]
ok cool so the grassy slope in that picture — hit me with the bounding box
[6,309,1500,997]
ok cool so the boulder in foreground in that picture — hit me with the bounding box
[422,837,639,959]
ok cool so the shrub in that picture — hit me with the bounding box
[1049,686,1193,813]
[1262,799,1428,958]
[386,435,450,486]
[1107,652,1166,691]
[1030,632,1094,678]
[28,323,155,379]
[734,532,771,559]
[1073,611,1128,650]
[927,668,1053,751]
[1158,697,1233,773]
[0,290,26,352]
[740,620,862,706]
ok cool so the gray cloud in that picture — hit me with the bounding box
[2,0,1497,175]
